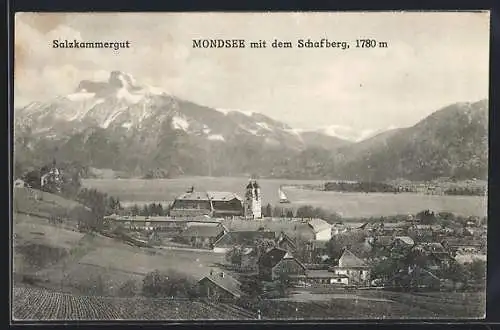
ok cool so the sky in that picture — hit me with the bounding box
[14,12,490,132]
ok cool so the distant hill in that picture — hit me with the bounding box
[331,99,489,181]
[275,100,488,181]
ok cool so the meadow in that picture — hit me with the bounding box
[13,189,225,297]
[82,177,487,218]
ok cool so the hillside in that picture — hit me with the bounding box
[333,100,488,181]
[12,186,227,297]
[13,187,93,276]
[13,187,92,225]
[277,100,488,181]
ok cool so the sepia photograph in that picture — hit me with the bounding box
[12,11,489,321]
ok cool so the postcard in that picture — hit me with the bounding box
[12,11,489,321]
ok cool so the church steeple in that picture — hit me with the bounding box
[244,179,262,219]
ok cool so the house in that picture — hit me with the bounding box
[393,236,415,249]
[428,251,455,270]
[14,178,26,188]
[465,216,481,227]
[258,247,306,281]
[170,190,244,218]
[179,223,227,249]
[388,266,441,290]
[306,218,332,241]
[307,270,349,285]
[289,270,349,286]
[410,242,455,271]
[197,271,244,301]
[372,235,394,250]
[331,223,350,235]
[442,239,483,255]
[212,230,276,253]
[413,242,446,253]
[331,249,371,286]
[104,215,188,234]
[309,240,329,255]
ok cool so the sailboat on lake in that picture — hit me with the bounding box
[279,187,291,204]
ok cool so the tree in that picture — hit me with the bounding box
[225,247,243,265]
[142,270,195,298]
[417,209,437,224]
[157,203,164,216]
[325,211,342,223]
[117,279,138,297]
[371,258,402,281]
[76,188,109,231]
[14,161,25,179]
[141,204,150,216]
[23,170,41,189]
[312,207,328,219]
[60,170,82,199]
[262,203,272,218]
[240,276,263,297]
[131,204,140,216]
[296,205,315,219]
[255,238,276,256]
[440,262,470,288]
[294,238,314,263]
[468,259,486,284]
[272,206,284,218]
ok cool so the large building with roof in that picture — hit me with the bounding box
[169,190,244,218]
[331,248,371,286]
[180,223,228,249]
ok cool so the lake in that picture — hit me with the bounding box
[82,176,487,218]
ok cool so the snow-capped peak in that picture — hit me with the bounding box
[216,108,255,117]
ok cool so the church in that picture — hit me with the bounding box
[169,180,263,220]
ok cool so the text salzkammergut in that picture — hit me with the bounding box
[52,39,131,51]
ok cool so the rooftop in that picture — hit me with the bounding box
[200,272,243,298]
[307,218,332,233]
[337,249,368,268]
[395,236,415,246]
[305,270,349,279]
[175,191,243,202]
[214,230,276,247]
[181,224,226,238]
[258,247,296,268]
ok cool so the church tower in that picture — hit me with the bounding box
[244,180,262,219]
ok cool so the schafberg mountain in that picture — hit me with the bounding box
[14,71,488,181]
[14,71,349,178]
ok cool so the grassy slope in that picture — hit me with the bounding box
[13,187,225,296]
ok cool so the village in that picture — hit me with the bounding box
[101,179,487,302]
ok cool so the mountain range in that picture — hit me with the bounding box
[14,71,488,181]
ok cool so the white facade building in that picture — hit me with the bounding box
[244,180,262,219]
